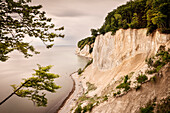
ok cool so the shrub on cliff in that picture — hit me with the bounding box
[78,59,93,75]
[74,104,82,113]
[86,82,97,93]
[84,59,93,69]
[140,105,154,113]
[156,96,170,113]
[146,46,170,74]
[116,75,130,92]
[78,68,83,75]
[136,74,148,84]
[83,103,94,112]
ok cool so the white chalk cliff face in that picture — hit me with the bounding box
[84,28,169,94]
[93,28,170,71]
[81,28,170,113]
[76,44,92,58]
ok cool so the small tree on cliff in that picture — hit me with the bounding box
[0,0,64,106]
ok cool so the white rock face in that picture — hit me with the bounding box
[83,29,170,93]
[81,28,170,113]
[93,28,170,71]
[76,44,92,58]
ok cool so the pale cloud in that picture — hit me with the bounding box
[31,0,129,46]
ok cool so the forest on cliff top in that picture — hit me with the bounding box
[78,0,170,52]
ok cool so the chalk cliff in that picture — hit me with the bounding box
[79,28,170,113]
[93,28,169,70]
[76,44,92,58]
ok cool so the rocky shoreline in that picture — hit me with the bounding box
[56,72,84,113]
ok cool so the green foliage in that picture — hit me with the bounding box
[77,28,97,54]
[147,58,153,67]
[123,75,129,83]
[75,94,99,113]
[117,90,121,95]
[83,103,94,112]
[140,99,156,113]
[140,96,170,113]
[116,75,130,92]
[75,94,96,113]
[78,59,93,75]
[74,103,94,113]
[78,68,83,75]
[151,12,167,28]
[113,93,117,97]
[146,69,157,74]
[156,96,170,113]
[84,59,93,69]
[0,0,64,62]
[129,13,139,28]
[103,95,108,101]
[136,74,148,84]
[11,64,60,107]
[77,0,169,56]
[91,29,98,37]
[150,76,157,83]
[74,104,83,113]
[86,82,97,93]
[116,82,130,92]
[114,90,121,96]
[140,105,154,113]
[146,46,170,74]
[135,85,141,91]
[98,0,169,35]
[78,95,89,102]
[77,36,95,53]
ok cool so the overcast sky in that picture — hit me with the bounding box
[31,0,129,46]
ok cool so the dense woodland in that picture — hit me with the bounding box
[78,0,170,53]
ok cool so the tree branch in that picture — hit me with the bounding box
[0,80,30,105]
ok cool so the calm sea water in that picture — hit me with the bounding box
[0,46,89,113]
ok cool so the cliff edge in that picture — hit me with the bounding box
[73,28,169,113]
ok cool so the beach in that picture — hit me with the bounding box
[57,72,84,113]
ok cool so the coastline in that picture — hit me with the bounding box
[56,51,89,113]
[56,71,84,113]
[55,71,76,113]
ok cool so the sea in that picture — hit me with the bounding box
[0,46,89,113]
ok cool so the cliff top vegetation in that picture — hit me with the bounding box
[78,0,169,52]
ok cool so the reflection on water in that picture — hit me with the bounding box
[0,46,89,113]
